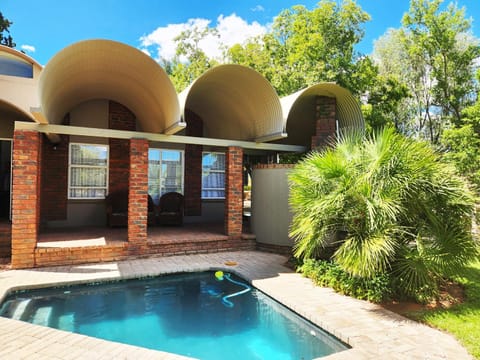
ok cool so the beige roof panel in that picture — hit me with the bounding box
[38,39,180,133]
[179,64,284,141]
[279,83,364,147]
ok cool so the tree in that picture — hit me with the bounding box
[403,0,479,126]
[362,75,410,134]
[373,0,480,143]
[0,11,15,48]
[440,124,480,190]
[227,0,374,96]
[440,70,480,190]
[289,127,477,300]
[166,26,219,92]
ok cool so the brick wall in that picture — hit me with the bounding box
[109,101,136,193]
[41,134,68,221]
[0,225,11,258]
[128,138,148,245]
[34,235,256,267]
[184,109,203,215]
[225,146,243,236]
[11,130,42,268]
[311,96,336,150]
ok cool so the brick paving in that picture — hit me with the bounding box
[0,251,473,359]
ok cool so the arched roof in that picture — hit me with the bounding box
[38,39,180,133]
[179,64,284,141]
[279,83,364,147]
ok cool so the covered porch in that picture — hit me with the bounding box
[11,121,302,269]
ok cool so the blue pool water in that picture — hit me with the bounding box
[0,272,348,359]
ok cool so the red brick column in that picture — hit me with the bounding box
[311,96,336,150]
[128,138,148,243]
[225,146,243,237]
[11,130,42,268]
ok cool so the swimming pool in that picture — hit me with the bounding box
[0,271,348,359]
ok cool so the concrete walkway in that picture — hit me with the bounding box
[0,251,472,359]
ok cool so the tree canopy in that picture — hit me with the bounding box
[0,11,15,48]
[372,0,480,142]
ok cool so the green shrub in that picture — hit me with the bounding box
[289,127,478,302]
[299,259,391,303]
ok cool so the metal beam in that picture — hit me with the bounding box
[14,122,306,152]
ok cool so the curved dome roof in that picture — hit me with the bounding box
[38,39,180,133]
[179,64,284,141]
[279,83,364,147]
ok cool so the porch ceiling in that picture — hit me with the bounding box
[38,39,180,133]
[179,64,285,142]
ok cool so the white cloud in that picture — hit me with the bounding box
[139,14,267,62]
[20,44,35,53]
[251,5,265,12]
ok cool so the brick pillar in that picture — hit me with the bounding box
[225,146,243,237]
[184,109,203,215]
[11,130,42,269]
[128,138,149,243]
[311,96,336,150]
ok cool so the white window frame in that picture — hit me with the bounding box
[68,143,109,200]
[148,148,184,203]
[202,151,226,200]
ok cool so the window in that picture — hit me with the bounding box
[68,143,108,199]
[148,149,184,205]
[0,53,34,78]
[202,152,225,199]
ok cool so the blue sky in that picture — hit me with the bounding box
[2,0,479,65]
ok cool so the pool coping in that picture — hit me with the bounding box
[0,251,473,360]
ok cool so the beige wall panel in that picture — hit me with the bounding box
[251,167,293,247]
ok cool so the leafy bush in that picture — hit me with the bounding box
[289,127,479,302]
[299,259,391,303]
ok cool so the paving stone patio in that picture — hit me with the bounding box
[0,251,473,359]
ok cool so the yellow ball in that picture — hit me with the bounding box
[215,271,224,280]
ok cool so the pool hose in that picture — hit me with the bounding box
[220,273,251,308]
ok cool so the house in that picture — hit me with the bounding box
[0,39,364,269]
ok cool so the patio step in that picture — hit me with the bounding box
[11,299,31,320]
[32,306,52,326]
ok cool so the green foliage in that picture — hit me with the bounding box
[373,1,480,143]
[227,0,373,96]
[402,0,479,124]
[164,26,219,92]
[363,75,410,134]
[299,259,391,303]
[278,152,307,164]
[0,11,15,48]
[289,127,478,301]
[440,124,480,190]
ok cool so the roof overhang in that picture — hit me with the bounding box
[37,39,180,134]
[15,121,306,153]
[179,64,285,142]
[279,83,364,147]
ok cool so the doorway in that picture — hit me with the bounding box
[0,140,12,221]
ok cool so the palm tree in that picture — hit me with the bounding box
[289,127,478,298]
